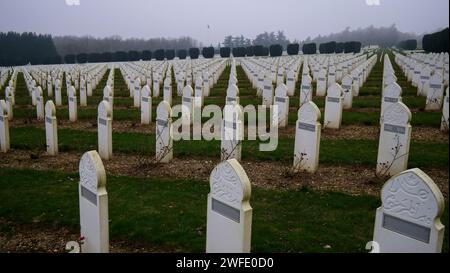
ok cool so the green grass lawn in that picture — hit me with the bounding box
[1,168,447,252]
[10,126,449,167]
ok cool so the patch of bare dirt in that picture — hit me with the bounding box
[1,150,448,198]
[0,218,173,253]
[278,124,449,142]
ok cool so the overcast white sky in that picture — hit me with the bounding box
[0,0,448,44]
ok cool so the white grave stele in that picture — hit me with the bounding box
[141,85,152,124]
[262,76,273,106]
[286,70,296,96]
[155,101,173,163]
[380,83,402,124]
[80,80,87,107]
[97,101,112,160]
[425,74,444,111]
[221,103,244,161]
[226,84,240,106]
[163,78,172,106]
[182,85,194,125]
[300,75,313,106]
[341,75,353,109]
[373,168,445,253]
[68,86,77,122]
[316,69,327,97]
[441,87,449,132]
[79,151,109,253]
[377,102,412,177]
[273,84,289,127]
[55,79,62,106]
[194,77,204,108]
[293,101,321,173]
[133,78,141,108]
[103,85,114,120]
[36,87,44,120]
[206,159,252,253]
[45,100,58,155]
[323,83,344,129]
[0,100,10,152]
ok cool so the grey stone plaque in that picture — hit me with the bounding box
[81,185,97,206]
[45,117,52,124]
[384,97,398,103]
[264,85,272,90]
[429,84,442,89]
[226,97,236,102]
[327,97,340,103]
[142,97,149,102]
[212,198,240,223]
[298,122,315,132]
[275,97,286,103]
[157,119,168,127]
[69,97,75,102]
[183,97,191,103]
[98,118,107,126]
[382,213,430,243]
[384,123,405,134]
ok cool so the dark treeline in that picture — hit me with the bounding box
[0,32,61,66]
[53,35,200,57]
[422,28,449,53]
[397,39,417,50]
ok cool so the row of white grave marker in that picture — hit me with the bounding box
[77,150,445,253]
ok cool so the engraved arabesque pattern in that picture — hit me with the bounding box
[210,161,243,207]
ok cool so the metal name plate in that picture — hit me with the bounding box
[329,73,335,76]
[420,76,429,80]
[264,85,272,90]
[384,97,398,103]
[69,97,75,102]
[384,123,405,134]
[98,118,107,126]
[36,97,41,102]
[287,78,294,81]
[45,117,52,124]
[157,119,168,127]
[302,85,310,90]
[275,97,286,103]
[327,97,340,103]
[318,78,325,81]
[183,97,191,103]
[226,97,236,102]
[142,97,149,102]
[104,97,109,102]
[382,213,430,243]
[212,198,240,223]
[81,185,97,206]
[164,86,170,90]
[298,122,315,132]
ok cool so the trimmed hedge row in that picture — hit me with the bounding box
[423,28,449,53]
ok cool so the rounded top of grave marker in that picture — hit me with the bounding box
[141,85,151,97]
[429,73,443,84]
[209,158,251,209]
[103,85,112,96]
[226,84,239,97]
[381,168,445,227]
[156,101,172,120]
[164,77,171,86]
[79,150,106,194]
[98,101,111,118]
[342,75,353,86]
[182,85,193,97]
[298,101,321,123]
[0,100,7,116]
[68,86,76,97]
[384,82,402,98]
[382,101,411,125]
[45,100,56,117]
[302,75,312,84]
[275,84,288,97]
[327,83,343,98]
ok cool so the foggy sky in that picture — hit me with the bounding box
[0,0,448,44]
